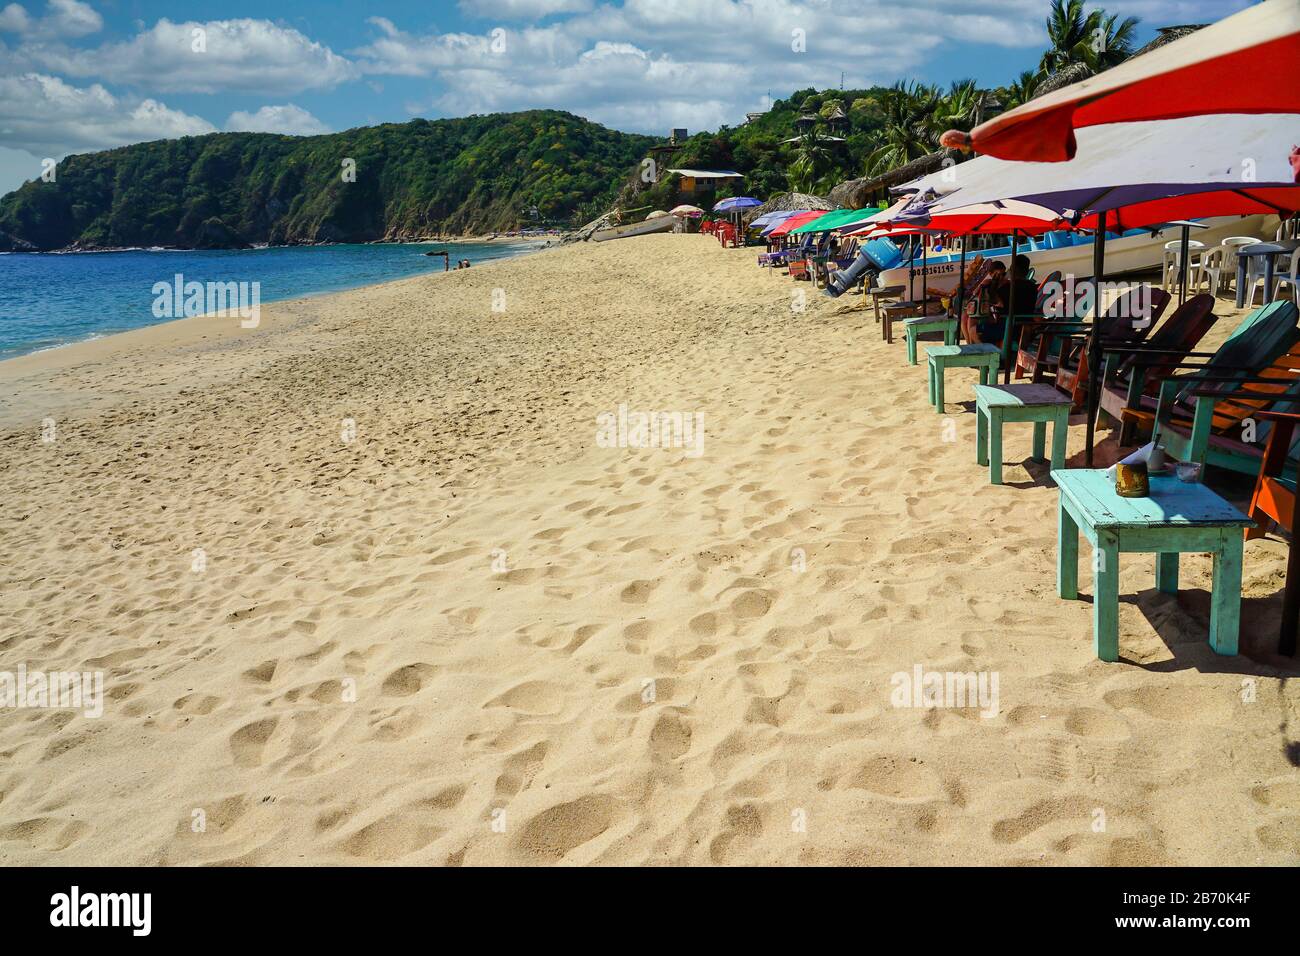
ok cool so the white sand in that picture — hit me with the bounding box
[0,234,1296,865]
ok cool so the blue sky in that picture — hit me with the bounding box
[0,0,1252,195]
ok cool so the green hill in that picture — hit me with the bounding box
[0,110,657,251]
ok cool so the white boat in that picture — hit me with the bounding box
[874,214,1276,299]
[592,215,679,241]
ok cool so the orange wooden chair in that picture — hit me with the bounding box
[1245,409,1300,655]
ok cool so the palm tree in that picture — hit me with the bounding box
[936,79,996,135]
[864,81,941,176]
[1039,0,1094,75]
[1082,11,1139,71]
[787,127,835,194]
[1039,0,1139,82]
[999,70,1043,110]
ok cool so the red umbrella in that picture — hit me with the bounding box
[767,210,824,238]
[846,199,1067,237]
[941,1,1300,161]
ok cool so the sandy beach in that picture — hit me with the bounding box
[1,234,1297,866]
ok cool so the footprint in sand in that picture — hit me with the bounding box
[730,588,775,619]
[620,579,657,604]
[494,741,549,798]
[843,755,940,800]
[381,663,436,697]
[485,680,566,717]
[990,795,1098,844]
[229,717,279,768]
[1103,685,1234,724]
[648,708,692,762]
[511,795,620,863]
[708,803,764,864]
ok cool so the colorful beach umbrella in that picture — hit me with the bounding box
[749,210,798,230]
[910,114,1300,231]
[788,207,882,235]
[766,210,824,238]
[915,113,1300,464]
[941,1,1300,162]
[712,196,762,213]
[884,199,1066,236]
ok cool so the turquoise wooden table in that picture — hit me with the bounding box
[974,383,1072,485]
[904,314,958,365]
[1051,469,1253,662]
[926,343,1000,413]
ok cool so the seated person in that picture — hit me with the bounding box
[975,256,1041,344]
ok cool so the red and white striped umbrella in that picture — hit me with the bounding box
[941,0,1300,162]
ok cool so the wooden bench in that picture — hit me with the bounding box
[904,314,959,365]
[974,383,1072,485]
[926,344,1000,413]
[1052,469,1252,661]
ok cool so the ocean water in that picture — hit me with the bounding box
[0,240,541,360]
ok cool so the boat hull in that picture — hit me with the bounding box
[592,216,679,241]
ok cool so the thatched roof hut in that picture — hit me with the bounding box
[1133,24,1206,57]
[829,150,958,209]
[744,191,839,222]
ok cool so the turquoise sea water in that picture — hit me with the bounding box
[0,240,540,360]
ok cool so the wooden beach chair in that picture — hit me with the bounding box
[1139,303,1300,478]
[1116,300,1300,458]
[1097,293,1218,443]
[1016,285,1170,386]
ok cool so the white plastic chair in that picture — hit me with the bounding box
[1195,245,1228,294]
[1274,248,1300,307]
[1241,243,1289,306]
[1217,236,1261,296]
[1162,239,1205,292]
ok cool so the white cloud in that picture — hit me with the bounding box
[353,0,1047,134]
[0,5,30,33]
[0,72,215,156]
[15,18,357,94]
[458,0,595,17]
[0,0,101,38]
[226,103,330,136]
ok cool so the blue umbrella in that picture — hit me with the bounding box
[749,210,798,230]
[713,196,762,213]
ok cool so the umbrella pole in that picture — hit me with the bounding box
[1085,212,1108,468]
[922,238,929,315]
[956,238,967,343]
[1178,223,1190,306]
[1004,231,1018,384]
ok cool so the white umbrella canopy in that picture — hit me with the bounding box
[669,204,705,217]
[906,113,1300,231]
[942,0,1300,162]
[848,198,1067,237]
[837,196,914,234]
[645,210,671,219]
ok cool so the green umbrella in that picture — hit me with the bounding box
[788,206,883,235]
